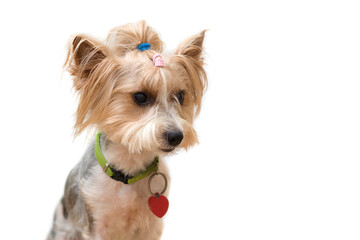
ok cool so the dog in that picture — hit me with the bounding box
[47,21,207,240]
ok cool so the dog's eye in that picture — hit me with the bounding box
[133,92,150,105]
[176,91,185,105]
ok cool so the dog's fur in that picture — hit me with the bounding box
[48,21,207,240]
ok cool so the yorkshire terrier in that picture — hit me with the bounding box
[48,21,207,240]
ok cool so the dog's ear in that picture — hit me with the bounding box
[66,35,118,136]
[175,30,206,62]
[65,35,109,90]
[175,30,207,116]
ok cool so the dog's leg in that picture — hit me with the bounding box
[47,154,96,240]
[47,198,84,240]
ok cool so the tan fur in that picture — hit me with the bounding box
[65,21,207,154]
[106,20,164,56]
[56,21,207,239]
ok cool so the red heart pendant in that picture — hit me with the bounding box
[148,193,169,218]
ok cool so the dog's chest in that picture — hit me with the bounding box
[82,166,167,240]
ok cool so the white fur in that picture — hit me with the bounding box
[81,143,170,240]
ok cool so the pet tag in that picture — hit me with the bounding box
[148,172,169,218]
[148,193,169,218]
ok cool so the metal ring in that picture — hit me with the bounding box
[148,172,168,196]
[103,163,110,173]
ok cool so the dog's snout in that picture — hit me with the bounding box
[165,130,183,147]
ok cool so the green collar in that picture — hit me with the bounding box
[94,132,159,184]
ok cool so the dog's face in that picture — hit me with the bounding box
[66,22,207,154]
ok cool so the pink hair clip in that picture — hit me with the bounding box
[153,54,164,67]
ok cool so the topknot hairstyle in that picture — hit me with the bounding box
[106,20,165,56]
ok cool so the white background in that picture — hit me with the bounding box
[0,0,359,239]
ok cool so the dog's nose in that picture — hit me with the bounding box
[166,130,183,147]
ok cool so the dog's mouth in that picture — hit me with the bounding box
[160,148,175,153]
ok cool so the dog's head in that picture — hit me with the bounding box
[66,21,207,154]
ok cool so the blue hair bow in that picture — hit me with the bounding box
[137,43,151,51]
